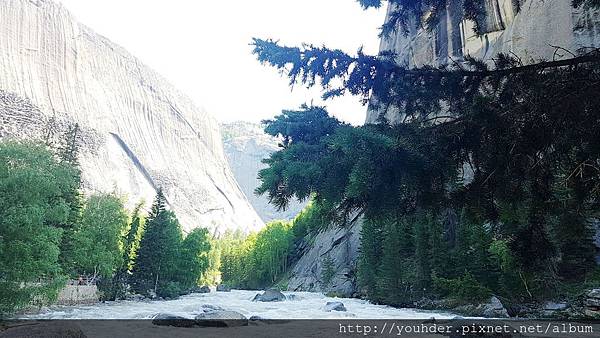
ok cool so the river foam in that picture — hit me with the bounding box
[19,290,458,319]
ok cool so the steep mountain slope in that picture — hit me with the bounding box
[0,0,263,234]
[221,121,305,222]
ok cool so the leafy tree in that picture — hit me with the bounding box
[220,221,294,289]
[177,228,211,290]
[66,194,128,281]
[0,141,78,314]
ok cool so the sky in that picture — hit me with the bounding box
[57,0,386,125]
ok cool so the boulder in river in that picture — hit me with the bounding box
[200,304,225,312]
[454,296,509,318]
[151,313,196,328]
[253,289,286,302]
[192,285,211,293]
[325,301,347,312]
[217,284,232,292]
[195,310,248,327]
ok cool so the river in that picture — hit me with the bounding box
[18,290,457,320]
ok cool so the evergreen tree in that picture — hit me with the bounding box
[250,0,600,304]
[357,218,383,298]
[123,202,145,273]
[414,215,431,294]
[131,189,183,297]
[50,123,84,275]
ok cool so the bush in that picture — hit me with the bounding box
[158,282,184,299]
[433,272,492,303]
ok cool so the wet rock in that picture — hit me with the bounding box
[192,285,211,294]
[0,322,86,338]
[587,288,600,299]
[584,288,600,317]
[253,289,286,302]
[194,310,248,327]
[544,302,569,311]
[125,294,145,302]
[200,304,225,312]
[286,294,299,301]
[151,313,196,328]
[325,301,347,312]
[249,315,264,321]
[453,296,509,318]
[216,284,231,292]
[481,297,509,318]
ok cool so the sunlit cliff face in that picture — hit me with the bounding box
[0,0,263,235]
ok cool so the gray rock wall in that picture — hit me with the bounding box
[287,215,362,297]
[0,0,263,235]
[368,0,600,123]
[221,122,306,222]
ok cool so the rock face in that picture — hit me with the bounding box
[368,0,600,123]
[221,121,305,222]
[287,215,362,297]
[0,0,263,234]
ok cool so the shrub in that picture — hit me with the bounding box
[433,272,492,303]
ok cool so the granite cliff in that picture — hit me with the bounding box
[221,121,305,222]
[287,0,600,296]
[0,0,263,234]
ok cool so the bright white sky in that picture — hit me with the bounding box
[58,0,386,125]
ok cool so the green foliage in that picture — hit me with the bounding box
[65,194,128,279]
[131,189,183,296]
[0,141,77,315]
[220,221,294,289]
[433,272,492,303]
[129,189,212,298]
[320,255,336,288]
[123,202,145,273]
[290,200,329,239]
[199,237,222,286]
[177,228,211,290]
[253,36,600,304]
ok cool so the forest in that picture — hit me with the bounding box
[0,128,212,315]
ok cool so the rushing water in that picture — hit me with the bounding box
[19,290,458,320]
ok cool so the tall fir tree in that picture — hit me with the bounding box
[131,189,183,297]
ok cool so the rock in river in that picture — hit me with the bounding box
[253,289,286,302]
[325,301,347,312]
[195,310,248,327]
[151,313,195,328]
[217,284,232,292]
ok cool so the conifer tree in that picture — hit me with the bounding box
[131,189,183,297]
